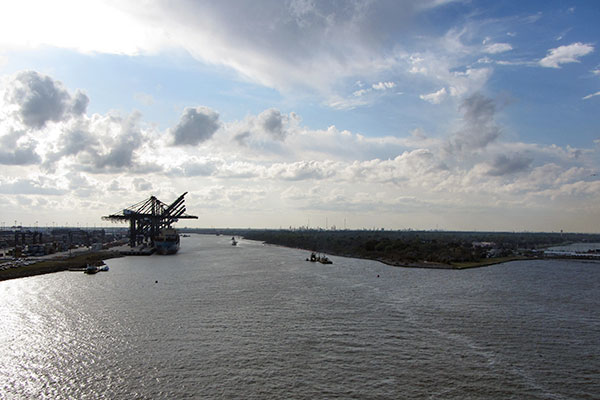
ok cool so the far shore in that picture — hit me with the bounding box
[377,255,531,269]
[284,245,531,270]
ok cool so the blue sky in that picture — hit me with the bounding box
[0,0,599,232]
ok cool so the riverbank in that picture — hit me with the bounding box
[301,250,531,270]
[239,230,541,270]
[0,250,122,282]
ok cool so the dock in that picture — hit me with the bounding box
[116,245,156,256]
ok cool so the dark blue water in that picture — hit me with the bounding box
[1,234,599,399]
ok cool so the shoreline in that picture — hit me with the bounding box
[286,245,531,270]
[254,238,599,269]
[0,250,123,282]
[3,236,597,282]
[252,239,529,269]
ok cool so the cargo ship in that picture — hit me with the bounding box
[154,228,180,255]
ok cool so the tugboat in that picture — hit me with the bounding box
[305,252,333,264]
[318,255,333,264]
[155,228,180,255]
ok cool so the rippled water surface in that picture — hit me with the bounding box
[1,234,599,399]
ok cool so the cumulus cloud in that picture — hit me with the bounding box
[234,131,251,146]
[0,71,167,174]
[94,115,143,170]
[420,87,447,104]
[66,173,96,197]
[0,128,40,165]
[47,120,99,163]
[3,70,88,129]
[229,109,299,152]
[446,93,501,154]
[486,153,533,176]
[268,160,337,181]
[133,177,153,191]
[539,42,594,68]
[171,106,220,146]
[42,111,154,174]
[169,158,221,177]
[0,145,40,165]
[108,180,126,192]
[258,108,286,141]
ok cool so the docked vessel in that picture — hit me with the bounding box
[155,228,180,255]
[84,264,99,274]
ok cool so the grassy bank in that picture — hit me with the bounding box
[450,256,530,269]
[0,250,122,282]
[307,253,528,270]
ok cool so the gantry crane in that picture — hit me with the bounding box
[103,192,197,247]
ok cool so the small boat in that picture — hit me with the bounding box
[84,264,99,274]
[231,237,238,246]
[306,252,332,264]
[319,255,333,264]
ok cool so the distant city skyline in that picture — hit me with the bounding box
[0,1,599,232]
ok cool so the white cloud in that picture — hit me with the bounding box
[420,88,447,104]
[1,67,598,231]
[372,81,396,90]
[353,89,369,97]
[539,42,594,68]
[582,91,600,100]
[483,43,512,54]
[0,1,468,108]
[3,70,88,129]
[0,128,40,165]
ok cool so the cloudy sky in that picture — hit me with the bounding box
[0,0,599,232]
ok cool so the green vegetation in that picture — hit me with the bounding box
[207,229,600,269]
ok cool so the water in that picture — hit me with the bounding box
[1,234,599,399]
[547,242,600,252]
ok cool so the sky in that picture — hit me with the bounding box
[0,0,599,232]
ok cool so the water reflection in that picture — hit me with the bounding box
[1,235,599,398]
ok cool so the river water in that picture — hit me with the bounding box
[1,234,599,399]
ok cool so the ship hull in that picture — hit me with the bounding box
[155,241,179,255]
